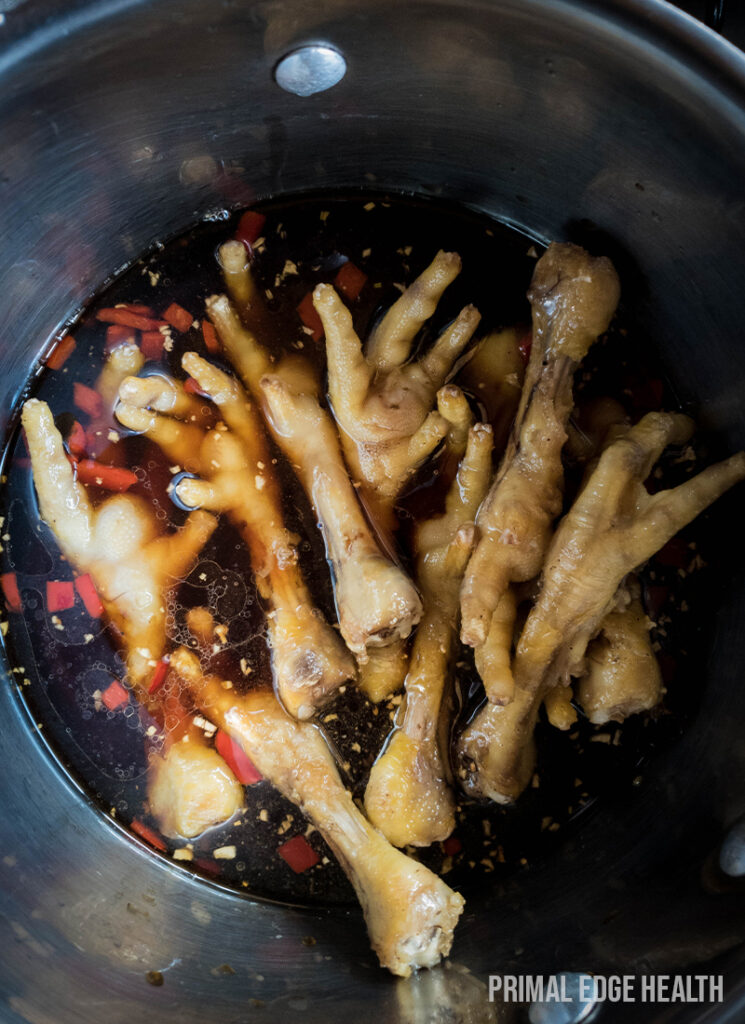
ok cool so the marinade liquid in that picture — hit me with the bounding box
[0,193,712,906]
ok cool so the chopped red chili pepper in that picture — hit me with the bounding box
[235,210,266,252]
[96,308,167,331]
[44,334,76,370]
[215,729,263,785]
[202,320,220,354]
[76,460,138,492]
[75,574,103,617]
[73,382,103,419]
[67,420,87,458]
[1,572,22,613]
[297,292,323,342]
[334,261,368,301]
[148,659,170,695]
[162,303,194,333]
[278,835,320,873]
[102,678,129,711]
[183,377,203,395]
[140,330,165,361]
[105,324,137,351]
[194,857,221,876]
[442,836,462,856]
[131,818,167,852]
[46,580,75,612]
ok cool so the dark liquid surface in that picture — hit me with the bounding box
[0,192,715,907]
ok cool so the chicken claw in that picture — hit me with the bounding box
[312,251,481,525]
[22,398,216,695]
[365,421,493,846]
[460,243,621,649]
[171,647,465,977]
[22,395,243,837]
[458,412,745,802]
[474,588,518,707]
[205,292,423,661]
[116,357,354,719]
[260,373,423,660]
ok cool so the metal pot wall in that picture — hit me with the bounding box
[1,2,745,1021]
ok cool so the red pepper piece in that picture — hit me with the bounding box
[44,334,76,370]
[194,857,221,876]
[105,324,137,351]
[148,659,170,695]
[96,308,167,331]
[215,730,262,785]
[75,574,103,617]
[202,320,220,354]
[76,460,138,492]
[442,836,462,856]
[518,328,532,365]
[297,292,323,342]
[141,330,165,361]
[73,382,104,419]
[46,580,75,612]
[102,679,129,711]
[278,835,320,873]
[235,210,266,252]
[1,572,22,613]
[183,377,203,395]
[67,420,88,457]
[131,819,167,852]
[162,303,194,333]
[334,261,368,301]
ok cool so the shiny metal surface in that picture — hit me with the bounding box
[2,2,745,1022]
[528,974,599,1024]
[274,44,347,96]
[720,817,745,877]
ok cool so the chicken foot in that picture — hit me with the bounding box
[170,647,465,977]
[576,580,664,725]
[355,386,475,706]
[312,251,481,526]
[259,372,423,660]
[115,355,354,718]
[22,398,243,837]
[365,422,493,846]
[205,293,424,660]
[460,243,621,652]
[457,411,745,802]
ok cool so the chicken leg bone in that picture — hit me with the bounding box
[170,647,465,977]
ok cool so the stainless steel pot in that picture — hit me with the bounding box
[2,2,745,1021]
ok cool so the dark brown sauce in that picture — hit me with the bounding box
[0,192,714,907]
